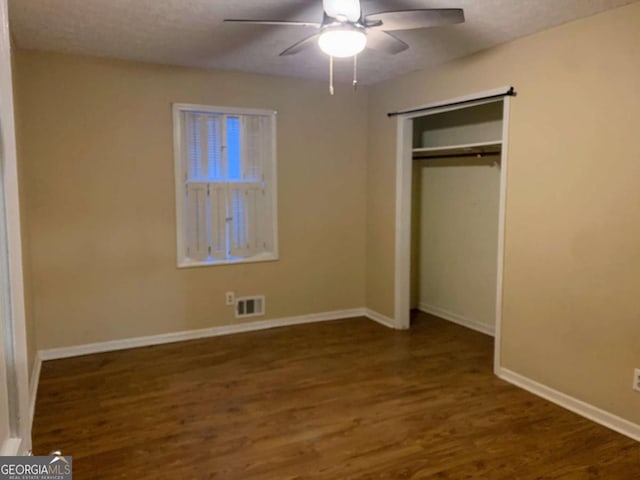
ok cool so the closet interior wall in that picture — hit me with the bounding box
[411,102,503,333]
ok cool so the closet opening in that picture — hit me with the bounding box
[393,88,512,372]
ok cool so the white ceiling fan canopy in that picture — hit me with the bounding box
[322,0,362,23]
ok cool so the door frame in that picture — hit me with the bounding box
[393,87,512,373]
[0,0,31,455]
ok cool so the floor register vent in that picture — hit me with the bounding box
[235,296,265,319]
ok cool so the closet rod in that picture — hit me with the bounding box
[413,152,501,160]
[387,87,516,118]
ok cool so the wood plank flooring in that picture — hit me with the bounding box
[33,313,640,479]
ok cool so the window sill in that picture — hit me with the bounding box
[177,252,278,269]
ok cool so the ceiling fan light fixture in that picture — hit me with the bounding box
[318,26,367,58]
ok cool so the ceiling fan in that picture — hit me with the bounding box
[224,0,465,93]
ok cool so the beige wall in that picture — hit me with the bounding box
[415,158,500,327]
[15,50,368,350]
[367,2,640,424]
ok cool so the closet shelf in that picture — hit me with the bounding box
[412,140,502,159]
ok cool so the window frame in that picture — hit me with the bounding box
[172,103,279,268]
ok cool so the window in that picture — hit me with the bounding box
[173,104,277,267]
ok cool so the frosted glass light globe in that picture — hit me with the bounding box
[318,28,367,58]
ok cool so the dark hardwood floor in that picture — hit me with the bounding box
[33,313,640,479]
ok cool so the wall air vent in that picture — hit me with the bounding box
[235,296,265,319]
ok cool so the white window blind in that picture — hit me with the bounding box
[174,104,277,267]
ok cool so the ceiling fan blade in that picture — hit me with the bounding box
[366,30,409,55]
[279,33,320,56]
[224,19,321,28]
[365,9,464,31]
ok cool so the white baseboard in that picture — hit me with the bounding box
[418,302,495,336]
[365,309,396,329]
[497,367,640,443]
[39,308,374,361]
[0,438,22,456]
[39,308,401,361]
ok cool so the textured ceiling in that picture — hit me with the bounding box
[9,0,639,85]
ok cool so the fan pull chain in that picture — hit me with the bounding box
[353,54,358,90]
[329,55,335,96]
